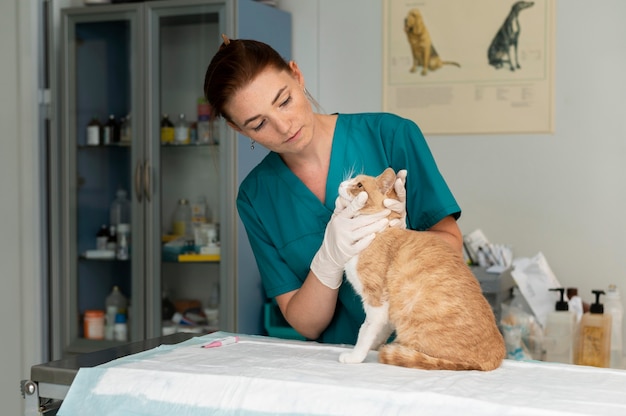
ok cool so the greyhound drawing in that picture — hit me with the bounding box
[487,1,534,71]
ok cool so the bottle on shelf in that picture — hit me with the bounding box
[160,113,175,144]
[120,113,131,143]
[96,224,110,251]
[605,284,624,369]
[197,97,212,144]
[86,116,102,146]
[174,113,190,144]
[113,313,128,342]
[575,290,612,367]
[103,114,119,145]
[173,198,192,237]
[116,223,130,260]
[543,288,577,364]
[110,188,131,228]
[106,226,117,253]
[105,285,128,341]
[84,310,105,340]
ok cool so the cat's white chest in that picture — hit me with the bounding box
[344,255,364,295]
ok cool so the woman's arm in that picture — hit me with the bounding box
[274,273,338,340]
[424,215,464,254]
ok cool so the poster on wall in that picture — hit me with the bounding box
[382,0,555,135]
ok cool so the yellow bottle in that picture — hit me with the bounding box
[575,290,612,367]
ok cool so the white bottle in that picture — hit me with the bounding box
[113,313,128,342]
[105,286,128,340]
[174,113,190,144]
[544,288,577,364]
[605,284,624,369]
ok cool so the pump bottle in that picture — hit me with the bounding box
[543,288,576,364]
[575,290,612,367]
[604,284,623,369]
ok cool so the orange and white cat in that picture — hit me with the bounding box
[338,168,505,371]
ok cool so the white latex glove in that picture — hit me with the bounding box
[384,169,407,229]
[311,192,391,289]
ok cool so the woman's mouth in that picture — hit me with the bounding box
[284,127,302,143]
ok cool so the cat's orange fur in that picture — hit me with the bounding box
[338,168,506,371]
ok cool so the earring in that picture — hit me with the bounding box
[250,140,256,150]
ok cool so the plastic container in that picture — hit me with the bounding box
[86,117,101,146]
[84,310,105,340]
[105,286,128,324]
[605,284,624,369]
[120,113,131,143]
[543,288,576,364]
[173,198,192,237]
[575,290,612,367]
[116,223,130,260]
[114,313,128,341]
[110,188,131,228]
[160,113,174,144]
[103,114,119,144]
[174,113,190,144]
[96,224,110,251]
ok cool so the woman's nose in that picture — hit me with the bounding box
[274,116,291,134]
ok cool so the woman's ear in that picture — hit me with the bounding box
[288,61,305,88]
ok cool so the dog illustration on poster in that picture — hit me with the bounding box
[404,8,460,76]
[487,1,535,71]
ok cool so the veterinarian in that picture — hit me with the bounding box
[204,37,462,345]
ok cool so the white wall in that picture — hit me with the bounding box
[280,0,626,309]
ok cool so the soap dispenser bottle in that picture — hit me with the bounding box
[544,288,576,364]
[575,290,612,367]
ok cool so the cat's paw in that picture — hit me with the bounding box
[339,350,366,364]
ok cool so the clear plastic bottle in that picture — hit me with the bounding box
[116,223,130,260]
[110,188,131,229]
[605,284,624,369]
[105,286,128,340]
[173,198,192,237]
[174,113,190,144]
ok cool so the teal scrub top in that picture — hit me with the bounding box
[236,112,461,345]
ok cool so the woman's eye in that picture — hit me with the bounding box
[280,96,292,107]
[253,120,266,132]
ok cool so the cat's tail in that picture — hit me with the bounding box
[378,343,500,371]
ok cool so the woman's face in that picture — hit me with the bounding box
[224,62,315,154]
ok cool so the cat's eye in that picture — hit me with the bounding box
[357,182,363,188]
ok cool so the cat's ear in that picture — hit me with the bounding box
[378,168,397,195]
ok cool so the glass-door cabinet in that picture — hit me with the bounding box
[52,0,291,357]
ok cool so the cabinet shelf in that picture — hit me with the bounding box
[161,142,218,147]
[78,142,131,149]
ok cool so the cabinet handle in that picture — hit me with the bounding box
[143,160,151,203]
[134,160,143,203]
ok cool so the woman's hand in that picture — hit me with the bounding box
[384,169,407,229]
[310,192,390,289]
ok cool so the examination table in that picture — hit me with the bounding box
[23,331,626,415]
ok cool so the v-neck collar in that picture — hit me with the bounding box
[264,114,346,213]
